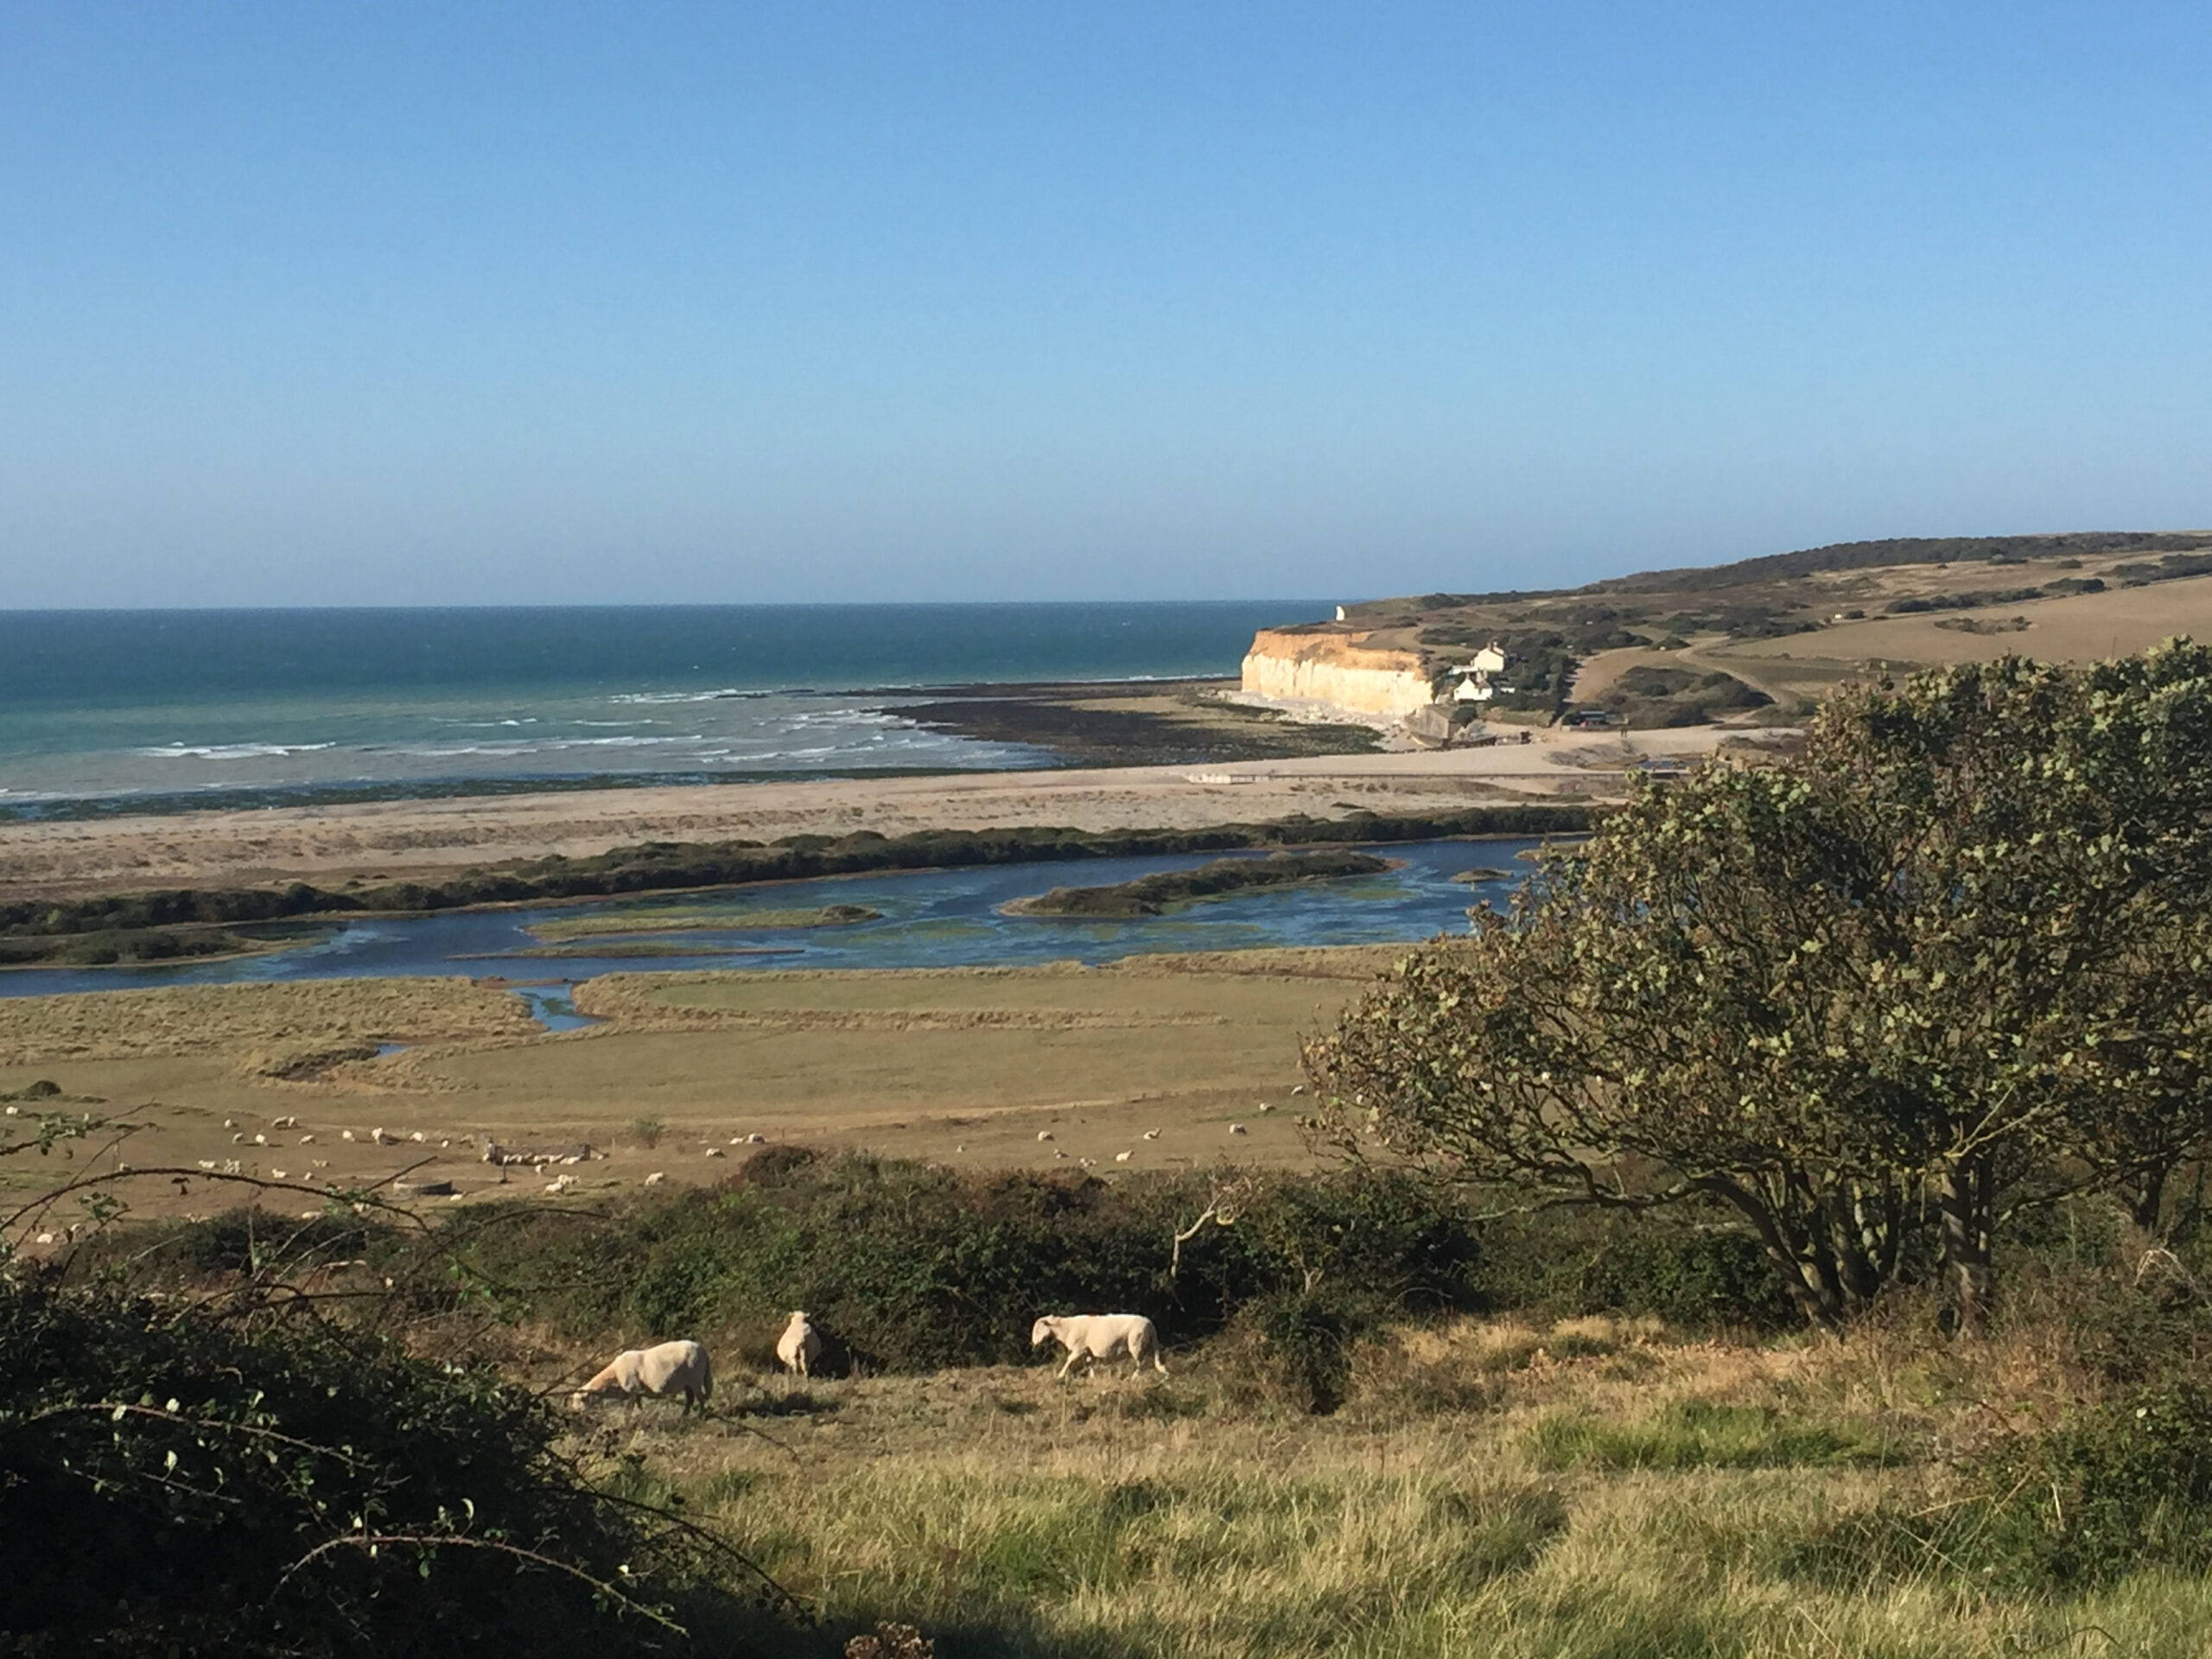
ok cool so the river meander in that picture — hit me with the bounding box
[0,838,1546,1000]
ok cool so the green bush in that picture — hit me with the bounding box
[1472,1209,1800,1332]
[446,1155,1484,1374]
[1248,1289,1356,1414]
[1977,1382,2212,1587]
[0,1281,779,1656]
[1789,1378,2212,1594]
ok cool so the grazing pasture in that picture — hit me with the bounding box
[0,950,1395,1214]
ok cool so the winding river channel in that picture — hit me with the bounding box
[0,838,1549,1002]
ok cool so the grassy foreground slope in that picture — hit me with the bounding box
[567,1263,2212,1659]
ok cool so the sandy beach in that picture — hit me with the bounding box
[0,726,1743,901]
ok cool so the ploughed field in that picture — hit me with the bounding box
[0,950,1395,1217]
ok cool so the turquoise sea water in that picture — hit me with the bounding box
[0,602,1320,816]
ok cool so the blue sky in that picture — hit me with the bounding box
[3,2,2208,606]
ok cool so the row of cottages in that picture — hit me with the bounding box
[1450,642,1511,702]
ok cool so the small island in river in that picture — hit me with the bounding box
[1001,849,1390,918]
[524,903,882,943]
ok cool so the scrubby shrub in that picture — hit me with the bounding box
[1474,1209,1800,1332]
[1976,1382,2212,1587]
[0,1281,779,1656]
[1248,1288,1356,1413]
[1790,1382,2212,1595]
[445,1155,1484,1374]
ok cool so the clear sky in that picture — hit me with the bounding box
[3,3,2208,607]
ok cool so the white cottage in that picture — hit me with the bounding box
[1452,642,1510,702]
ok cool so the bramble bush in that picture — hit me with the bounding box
[443,1154,1486,1379]
[0,1280,782,1657]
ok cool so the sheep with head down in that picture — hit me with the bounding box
[570,1338,713,1414]
[1031,1313,1166,1381]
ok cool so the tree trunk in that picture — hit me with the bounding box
[1698,1177,1846,1328]
[2126,1160,2171,1236]
[1939,1157,1994,1339]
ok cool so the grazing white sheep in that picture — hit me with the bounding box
[571,1339,715,1413]
[1228,1122,1247,1135]
[1141,1129,1160,1141]
[1031,1313,1166,1381]
[643,1171,666,1186]
[1035,1130,1054,1142]
[1115,1151,1133,1163]
[777,1311,822,1378]
[340,1129,357,1142]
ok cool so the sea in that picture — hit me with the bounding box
[0,602,1322,818]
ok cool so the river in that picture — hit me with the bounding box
[0,839,1543,1001]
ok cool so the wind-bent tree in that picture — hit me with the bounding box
[1306,643,2212,1333]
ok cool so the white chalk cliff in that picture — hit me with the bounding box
[1239,629,1436,721]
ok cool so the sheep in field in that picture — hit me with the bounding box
[1031,1313,1166,1381]
[571,1339,714,1414]
[777,1310,822,1378]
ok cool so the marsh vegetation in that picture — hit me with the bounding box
[1001,850,1389,918]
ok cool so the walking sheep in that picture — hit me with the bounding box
[571,1338,714,1414]
[777,1310,823,1378]
[1031,1313,1166,1381]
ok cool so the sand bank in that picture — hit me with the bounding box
[0,728,1743,901]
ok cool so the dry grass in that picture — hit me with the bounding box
[1702,567,2212,707]
[0,976,537,1067]
[0,953,1392,1218]
[570,1315,2212,1658]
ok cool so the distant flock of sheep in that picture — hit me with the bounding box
[569,1310,1164,1413]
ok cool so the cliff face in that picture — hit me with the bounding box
[1240,629,1435,720]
